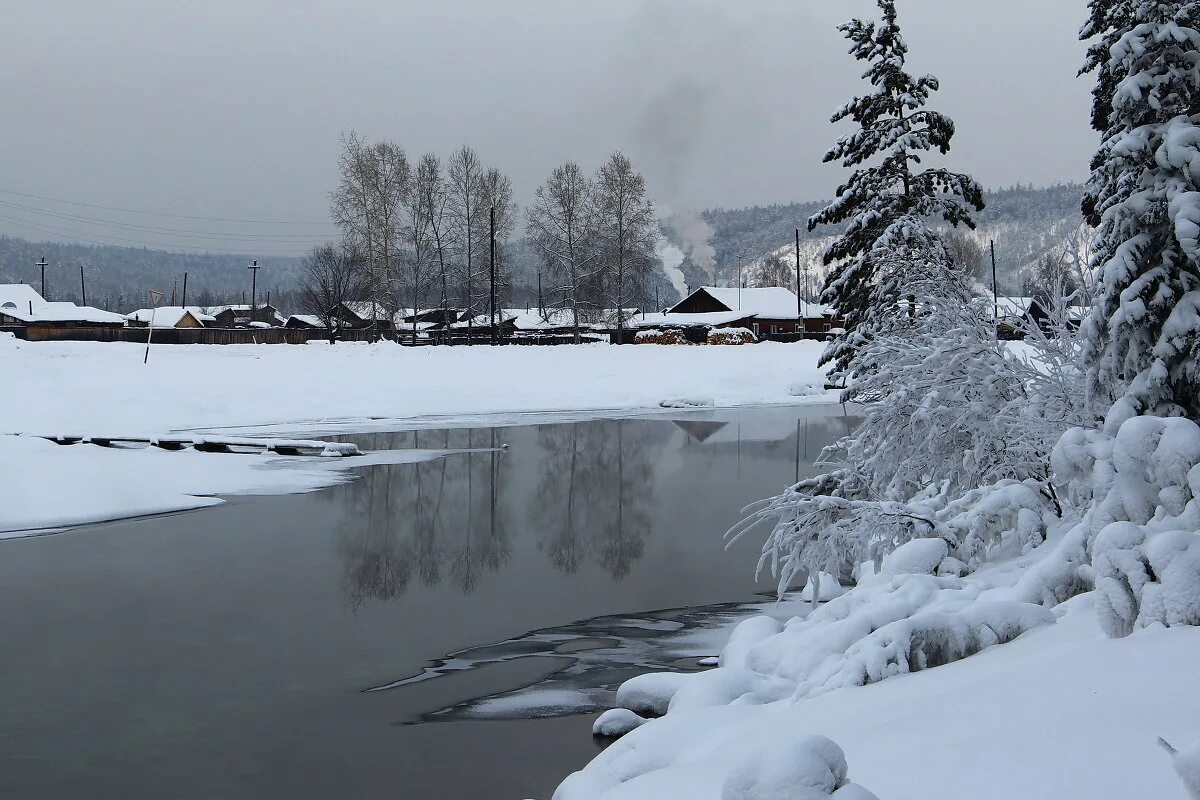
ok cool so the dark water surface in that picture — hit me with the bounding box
[1,405,854,799]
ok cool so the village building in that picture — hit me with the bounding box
[0,284,126,339]
[207,304,286,328]
[125,307,214,329]
[644,286,842,340]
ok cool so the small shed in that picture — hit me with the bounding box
[125,307,213,329]
[208,304,286,328]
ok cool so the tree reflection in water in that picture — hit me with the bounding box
[333,428,514,609]
[332,419,660,608]
[533,420,655,580]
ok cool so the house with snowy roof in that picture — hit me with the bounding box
[0,284,126,339]
[651,286,842,339]
[125,306,214,329]
[207,303,286,328]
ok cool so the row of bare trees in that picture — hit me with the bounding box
[303,135,662,344]
[526,153,660,342]
[314,133,517,342]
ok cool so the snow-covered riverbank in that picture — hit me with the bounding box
[1,338,832,533]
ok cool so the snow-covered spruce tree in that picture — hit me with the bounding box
[1079,1,1200,417]
[809,0,985,380]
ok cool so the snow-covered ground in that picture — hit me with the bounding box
[558,595,1199,799]
[1,337,831,534]
[3,338,829,434]
[555,542,1200,800]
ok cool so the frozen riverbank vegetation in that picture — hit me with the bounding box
[555,3,1200,798]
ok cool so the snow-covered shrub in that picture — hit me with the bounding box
[708,327,757,345]
[730,297,1089,599]
[721,734,878,800]
[591,708,646,739]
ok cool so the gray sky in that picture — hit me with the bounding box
[0,0,1092,255]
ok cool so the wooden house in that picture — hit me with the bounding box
[208,304,286,328]
[0,284,126,340]
[655,286,842,339]
[125,306,214,329]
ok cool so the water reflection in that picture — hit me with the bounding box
[330,410,857,611]
[333,429,516,608]
[533,421,656,579]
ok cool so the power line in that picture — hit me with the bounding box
[0,198,332,241]
[0,186,338,226]
[0,212,314,255]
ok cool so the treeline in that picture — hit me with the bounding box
[0,235,302,311]
[303,133,664,341]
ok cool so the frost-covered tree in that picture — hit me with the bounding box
[732,298,1090,598]
[809,0,984,379]
[1079,1,1200,417]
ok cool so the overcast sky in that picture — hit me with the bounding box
[0,0,1092,255]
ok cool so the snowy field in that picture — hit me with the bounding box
[1,337,831,533]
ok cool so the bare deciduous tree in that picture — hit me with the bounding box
[447,146,487,342]
[330,132,410,340]
[526,162,602,343]
[300,242,363,344]
[594,152,658,342]
[415,154,453,344]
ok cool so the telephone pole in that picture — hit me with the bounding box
[37,256,47,299]
[990,239,1000,343]
[80,263,87,306]
[248,259,260,325]
[181,272,188,307]
[795,228,802,324]
[489,205,497,345]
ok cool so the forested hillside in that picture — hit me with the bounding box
[672,183,1085,297]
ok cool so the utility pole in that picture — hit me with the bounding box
[248,259,260,325]
[655,285,660,314]
[171,277,177,306]
[489,204,497,345]
[990,239,1000,343]
[37,256,47,299]
[537,271,544,317]
[181,272,188,307]
[795,228,803,328]
[80,263,87,307]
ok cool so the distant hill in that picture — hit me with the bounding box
[667,183,1086,298]
[0,236,303,312]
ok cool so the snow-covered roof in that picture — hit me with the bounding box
[341,301,392,322]
[206,304,286,324]
[994,296,1035,318]
[285,314,324,328]
[640,310,752,328]
[0,284,44,310]
[681,286,802,319]
[126,307,214,327]
[0,285,125,324]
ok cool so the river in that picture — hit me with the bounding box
[0,404,854,799]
